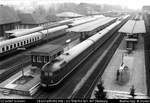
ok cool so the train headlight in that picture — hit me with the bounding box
[49,72,53,76]
[41,83,46,87]
[45,72,48,76]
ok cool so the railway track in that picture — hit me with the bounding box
[0,19,117,85]
[33,21,125,99]
[143,13,150,96]
[70,33,123,99]
[0,59,30,83]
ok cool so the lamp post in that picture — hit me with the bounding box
[66,39,71,50]
[17,47,26,77]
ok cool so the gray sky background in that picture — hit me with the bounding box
[0,0,149,10]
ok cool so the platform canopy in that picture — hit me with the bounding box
[118,20,146,34]
[67,17,114,32]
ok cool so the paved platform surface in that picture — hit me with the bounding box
[91,35,147,99]
[0,65,39,98]
[0,66,32,99]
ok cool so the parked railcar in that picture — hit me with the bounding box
[9,19,74,38]
[0,25,68,57]
[9,16,100,38]
[68,16,103,27]
[0,16,103,57]
[40,15,129,87]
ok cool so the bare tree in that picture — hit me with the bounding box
[94,80,107,99]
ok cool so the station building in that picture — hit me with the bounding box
[119,20,146,52]
[17,12,49,29]
[0,5,20,37]
[29,44,64,68]
[142,6,150,14]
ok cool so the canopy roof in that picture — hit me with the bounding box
[118,20,146,34]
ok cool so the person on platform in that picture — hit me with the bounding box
[116,69,120,81]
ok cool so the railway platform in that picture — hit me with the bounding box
[91,35,148,99]
[0,65,40,97]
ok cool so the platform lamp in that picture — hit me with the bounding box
[121,53,124,66]
[17,47,26,77]
[65,39,71,50]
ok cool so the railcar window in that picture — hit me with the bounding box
[2,47,5,52]
[6,46,9,50]
[54,55,56,58]
[41,56,44,62]
[36,56,39,62]
[58,51,62,56]
[21,42,23,45]
[14,44,16,48]
[10,45,13,49]
[27,40,29,44]
[30,39,32,42]
[33,56,38,62]
[60,61,67,67]
[17,43,20,46]
[38,56,42,62]
[24,41,26,44]
[33,56,35,62]
[32,38,34,42]
[46,56,49,62]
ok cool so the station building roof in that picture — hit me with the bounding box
[18,12,48,25]
[118,20,146,34]
[30,44,63,56]
[0,5,20,25]
[67,17,115,32]
[56,12,83,18]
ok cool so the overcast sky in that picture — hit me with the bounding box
[0,0,150,10]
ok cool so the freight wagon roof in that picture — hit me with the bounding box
[67,17,115,32]
[118,20,146,34]
[30,44,63,56]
